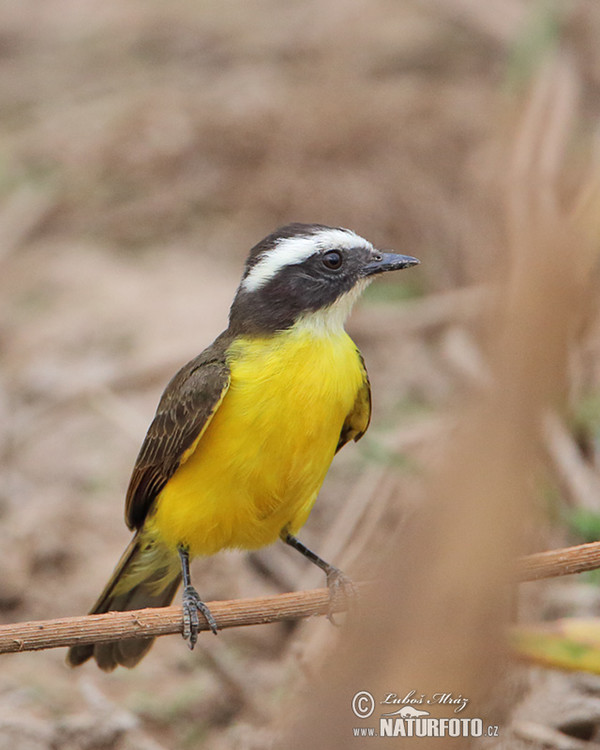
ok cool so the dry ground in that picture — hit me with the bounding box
[4,1,600,748]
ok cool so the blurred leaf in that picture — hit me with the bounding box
[512,619,600,674]
[563,507,600,544]
[582,569,600,587]
[506,0,561,91]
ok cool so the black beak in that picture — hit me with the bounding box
[362,252,420,277]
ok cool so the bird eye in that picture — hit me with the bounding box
[322,250,343,270]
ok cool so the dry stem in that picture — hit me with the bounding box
[518,541,600,582]
[0,587,339,656]
[1,541,600,657]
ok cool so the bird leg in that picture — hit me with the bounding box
[178,546,218,648]
[281,532,356,623]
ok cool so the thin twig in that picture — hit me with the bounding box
[0,588,340,656]
[2,542,600,657]
[518,541,600,582]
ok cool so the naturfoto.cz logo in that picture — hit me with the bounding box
[351,691,500,739]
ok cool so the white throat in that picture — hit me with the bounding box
[290,279,371,337]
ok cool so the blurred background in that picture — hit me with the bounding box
[3,0,600,748]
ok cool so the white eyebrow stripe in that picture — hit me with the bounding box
[242,236,316,292]
[242,228,373,292]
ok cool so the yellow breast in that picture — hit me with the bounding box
[149,326,365,557]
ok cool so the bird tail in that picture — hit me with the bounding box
[66,531,181,671]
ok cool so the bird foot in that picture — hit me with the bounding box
[325,566,357,625]
[182,585,218,649]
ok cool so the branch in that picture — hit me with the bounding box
[517,540,600,582]
[0,587,339,656]
[2,542,600,657]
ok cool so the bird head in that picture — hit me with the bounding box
[229,223,419,335]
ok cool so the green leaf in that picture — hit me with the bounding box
[512,619,600,674]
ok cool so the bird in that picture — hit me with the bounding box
[66,222,419,671]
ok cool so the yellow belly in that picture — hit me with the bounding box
[147,328,365,557]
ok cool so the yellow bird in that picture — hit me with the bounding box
[67,223,419,670]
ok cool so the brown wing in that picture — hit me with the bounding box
[125,340,231,530]
[336,351,372,453]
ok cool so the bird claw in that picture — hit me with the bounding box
[325,567,357,626]
[182,585,218,649]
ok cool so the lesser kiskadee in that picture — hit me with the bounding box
[67,223,419,671]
